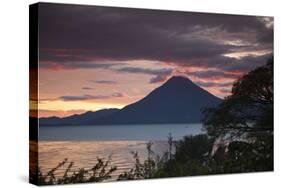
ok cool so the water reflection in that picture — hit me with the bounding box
[38,140,169,179]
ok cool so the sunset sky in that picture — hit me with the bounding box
[32,3,273,117]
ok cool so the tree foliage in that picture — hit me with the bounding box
[202,58,273,172]
[203,58,273,139]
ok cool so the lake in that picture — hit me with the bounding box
[37,124,203,180]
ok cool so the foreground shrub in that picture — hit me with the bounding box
[32,157,117,185]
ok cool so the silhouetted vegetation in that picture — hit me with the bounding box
[117,150,157,180]
[202,57,273,172]
[31,157,117,185]
[203,58,273,139]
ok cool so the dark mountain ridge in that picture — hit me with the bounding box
[39,108,119,125]
[39,76,222,125]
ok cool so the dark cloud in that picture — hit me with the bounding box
[195,81,233,88]
[223,53,272,71]
[40,60,124,70]
[82,87,94,90]
[38,3,273,73]
[116,67,173,83]
[186,70,239,79]
[59,92,123,101]
[181,53,272,76]
[94,80,117,84]
[116,67,172,75]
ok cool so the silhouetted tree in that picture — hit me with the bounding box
[203,57,273,172]
[203,58,273,139]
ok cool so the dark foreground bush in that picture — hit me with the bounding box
[31,157,117,185]
[118,134,273,181]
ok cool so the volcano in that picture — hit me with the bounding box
[40,76,222,125]
[91,76,221,124]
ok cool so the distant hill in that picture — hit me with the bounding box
[39,76,222,125]
[39,108,119,125]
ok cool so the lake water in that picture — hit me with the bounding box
[37,124,203,180]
